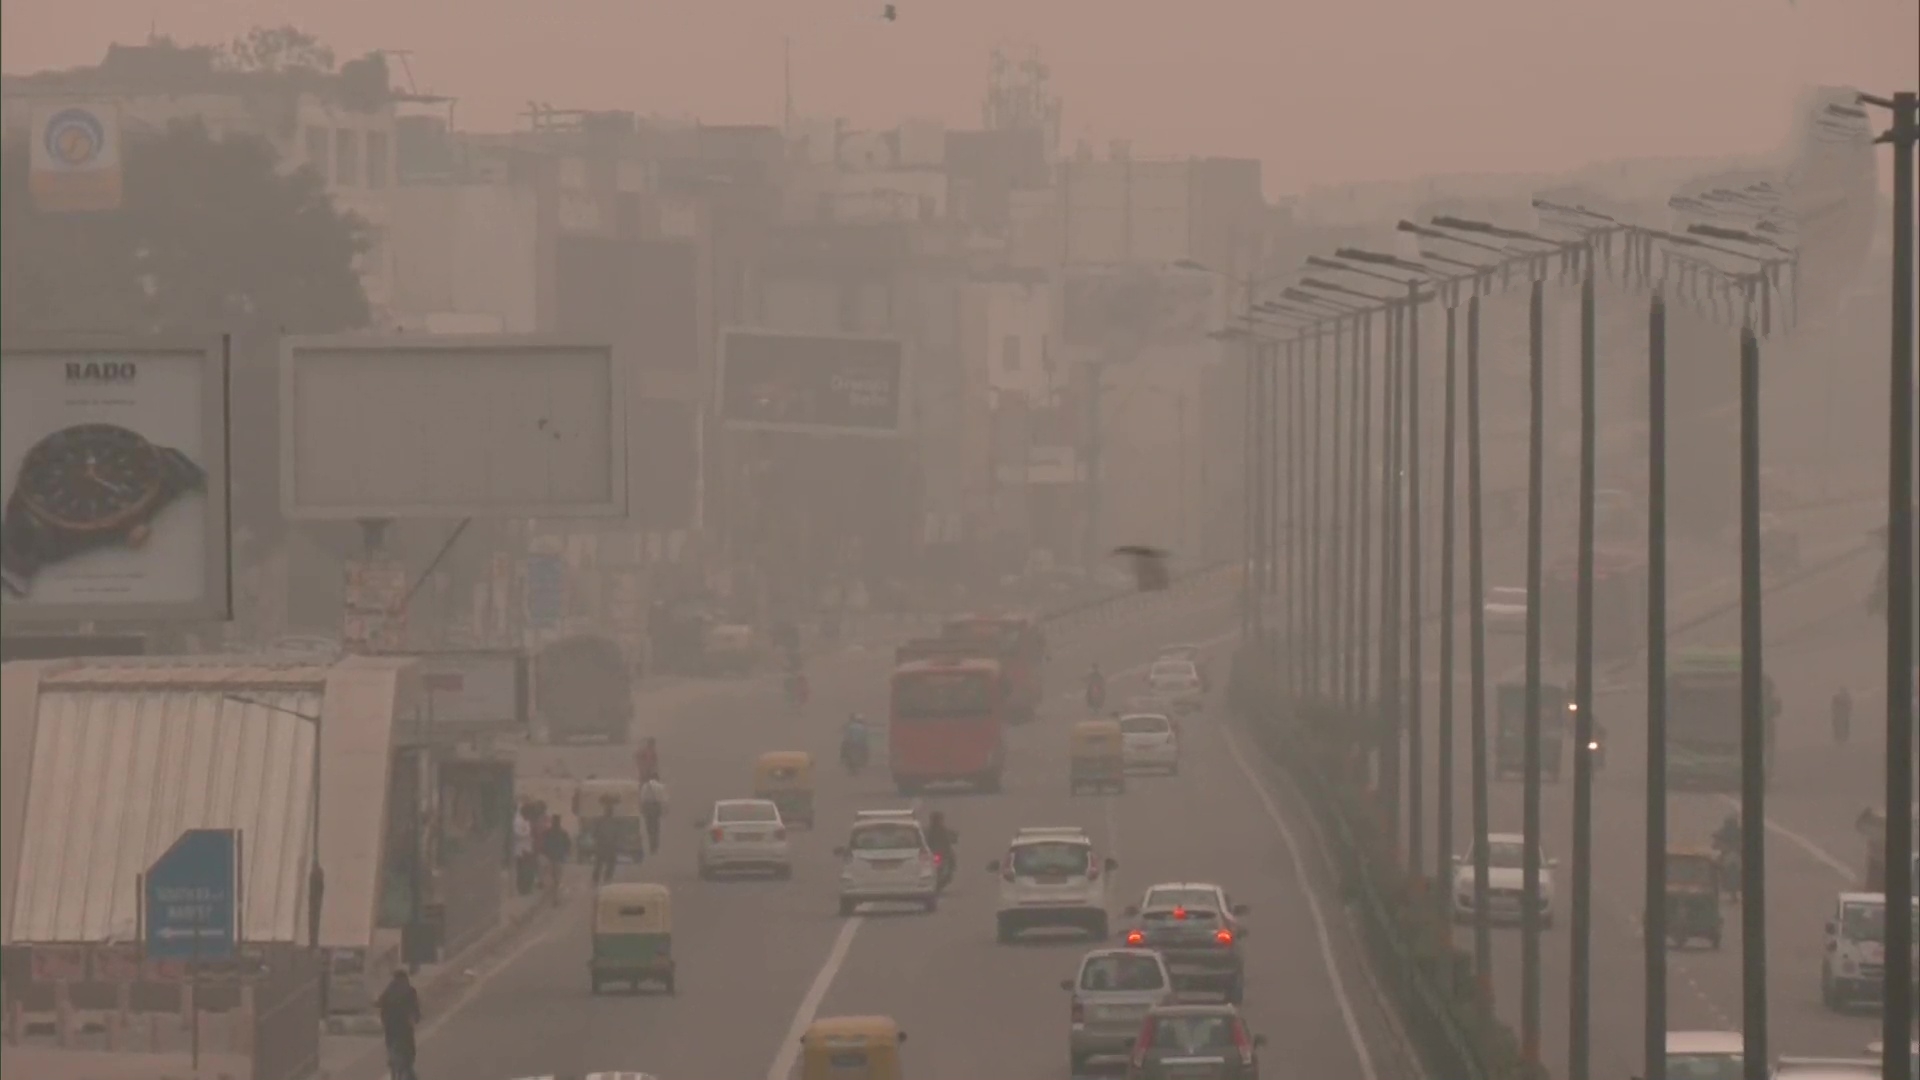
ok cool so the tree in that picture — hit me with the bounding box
[218,24,336,73]
[2,119,371,556]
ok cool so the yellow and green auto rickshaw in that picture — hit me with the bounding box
[1068,719,1126,796]
[1664,846,1724,950]
[799,1015,906,1080]
[589,882,674,994]
[573,778,645,863]
[755,750,816,827]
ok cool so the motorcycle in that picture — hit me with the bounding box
[1715,846,1743,904]
[840,735,870,776]
[1583,737,1607,773]
[933,848,955,892]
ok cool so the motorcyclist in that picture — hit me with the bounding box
[1832,686,1853,744]
[1085,663,1107,710]
[841,713,871,770]
[1712,814,1742,857]
[924,810,958,884]
[1583,715,1608,771]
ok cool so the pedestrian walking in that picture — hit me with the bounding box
[513,805,536,895]
[541,813,572,906]
[639,776,669,855]
[589,800,624,885]
[634,736,660,784]
[377,968,421,1080]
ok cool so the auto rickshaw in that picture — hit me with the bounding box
[573,778,645,863]
[589,882,674,994]
[755,751,816,827]
[1068,719,1125,796]
[799,1015,906,1080]
[1664,846,1724,949]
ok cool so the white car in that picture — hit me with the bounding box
[1145,660,1204,713]
[696,799,792,879]
[1484,587,1529,633]
[988,825,1117,942]
[1665,1030,1742,1079]
[1117,713,1181,774]
[835,809,938,915]
[1155,644,1211,691]
[1821,891,1902,1010]
[1772,1060,1882,1078]
[511,1073,661,1080]
[1450,833,1557,927]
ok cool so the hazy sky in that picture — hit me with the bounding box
[2,0,1913,192]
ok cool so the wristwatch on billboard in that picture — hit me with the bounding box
[2,423,207,598]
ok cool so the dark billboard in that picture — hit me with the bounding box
[718,329,906,436]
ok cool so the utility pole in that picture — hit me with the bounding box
[1737,322,1769,1080]
[1466,291,1494,992]
[1437,294,1459,889]
[1570,245,1598,1080]
[1406,280,1426,877]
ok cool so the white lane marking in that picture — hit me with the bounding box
[764,914,866,1080]
[1711,794,1854,880]
[1220,726,1381,1080]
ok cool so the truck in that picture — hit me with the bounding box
[940,613,1046,723]
[1493,669,1569,782]
[1666,647,1778,790]
[1542,547,1647,665]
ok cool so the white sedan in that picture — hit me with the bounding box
[1145,660,1205,713]
[1118,712,1181,774]
[1451,833,1557,927]
[1483,587,1528,634]
[696,799,792,879]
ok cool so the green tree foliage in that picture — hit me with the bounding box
[218,23,336,73]
[2,118,371,556]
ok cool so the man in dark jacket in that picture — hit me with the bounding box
[590,801,625,885]
[377,968,422,1080]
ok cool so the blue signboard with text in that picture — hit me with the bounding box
[144,828,237,961]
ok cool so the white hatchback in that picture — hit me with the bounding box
[1117,713,1181,774]
[834,811,938,915]
[696,799,792,879]
[1146,660,1204,713]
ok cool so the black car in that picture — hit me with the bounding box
[1122,901,1247,1002]
[1125,1003,1265,1080]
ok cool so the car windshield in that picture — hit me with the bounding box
[1149,663,1195,682]
[1665,1053,1741,1080]
[716,802,779,823]
[1149,1014,1238,1053]
[1144,888,1221,912]
[1120,715,1172,735]
[1841,902,1894,942]
[893,670,997,717]
[1159,647,1198,661]
[851,824,924,852]
[1079,954,1167,992]
[1477,841,1526,869]
[1011,841,1089,877]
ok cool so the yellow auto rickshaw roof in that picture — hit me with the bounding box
[1073,719,1122,734]
[596,882,670,910]
[759,750,813,766]
[803,1015,901,1041]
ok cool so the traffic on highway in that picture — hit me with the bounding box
[383,586,1397,1080]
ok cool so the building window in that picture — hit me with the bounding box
[365,131,390,189]
[1002,334,1023,372]
[334,129,361,188]
[304,126,330,173]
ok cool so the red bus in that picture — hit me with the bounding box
[1543,547,1647,663]
[940,613,1046,722]
[889,655,1008,795]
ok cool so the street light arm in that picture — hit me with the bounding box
[1397,219,1507,254]
[1333,247,1432,274]
[223,694,322,724]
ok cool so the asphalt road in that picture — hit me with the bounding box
[1422,512,1892,1075]
[374,581,1403,1080]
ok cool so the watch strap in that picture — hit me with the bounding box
[1,495,48,596]
[154,446,207,498]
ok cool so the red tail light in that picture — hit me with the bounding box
[1232,1019,1255,1066]
[710,828,725,842]
[773,827,787,841]
[933,852,944,866]
[1215,928,1234,945]
[1125,929,1145,946]
[1174,906,1188,920]
[1131,1015,1156,1068]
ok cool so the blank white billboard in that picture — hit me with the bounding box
[280,335,625,520]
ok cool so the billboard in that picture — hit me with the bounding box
[280,336,626,519]
[29,102,124,213]
[393,649,529,738]
[718,329,907,436]
[0,336,232,624]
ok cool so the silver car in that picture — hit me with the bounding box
[1063,948,1175,1075]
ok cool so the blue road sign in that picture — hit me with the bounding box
[526,553,564,629]
[144,828,237,961]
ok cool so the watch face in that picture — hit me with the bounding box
[13,423,165,532]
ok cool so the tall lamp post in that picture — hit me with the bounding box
[1255,301,1336,699]
[222,694,326,1013]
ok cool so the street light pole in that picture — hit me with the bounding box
[1521,271,1547,1069]
[1643,289,1671,1080]
[1437,288,1459,891]
[222,694,326,1012]
[1466,289,1495,994]
[1404,279,1426,878]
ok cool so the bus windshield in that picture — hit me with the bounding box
[894,671,997,718]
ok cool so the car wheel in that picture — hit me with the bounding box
[997,915,1017,944]
[923,896,939,913]
[663,972,676,995]
[698,863,715,881]
[589,977,602,996]
[1070,1051,1090,1076]
[1820,966,1840,1009]
[838,898,857,917]
[774,864,793,880]
[1090,915,1109,939]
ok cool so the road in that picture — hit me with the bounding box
[1422,509,1892,1075]
[372,582,1404,1080]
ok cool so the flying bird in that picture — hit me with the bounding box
[1111,546,1171,592]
